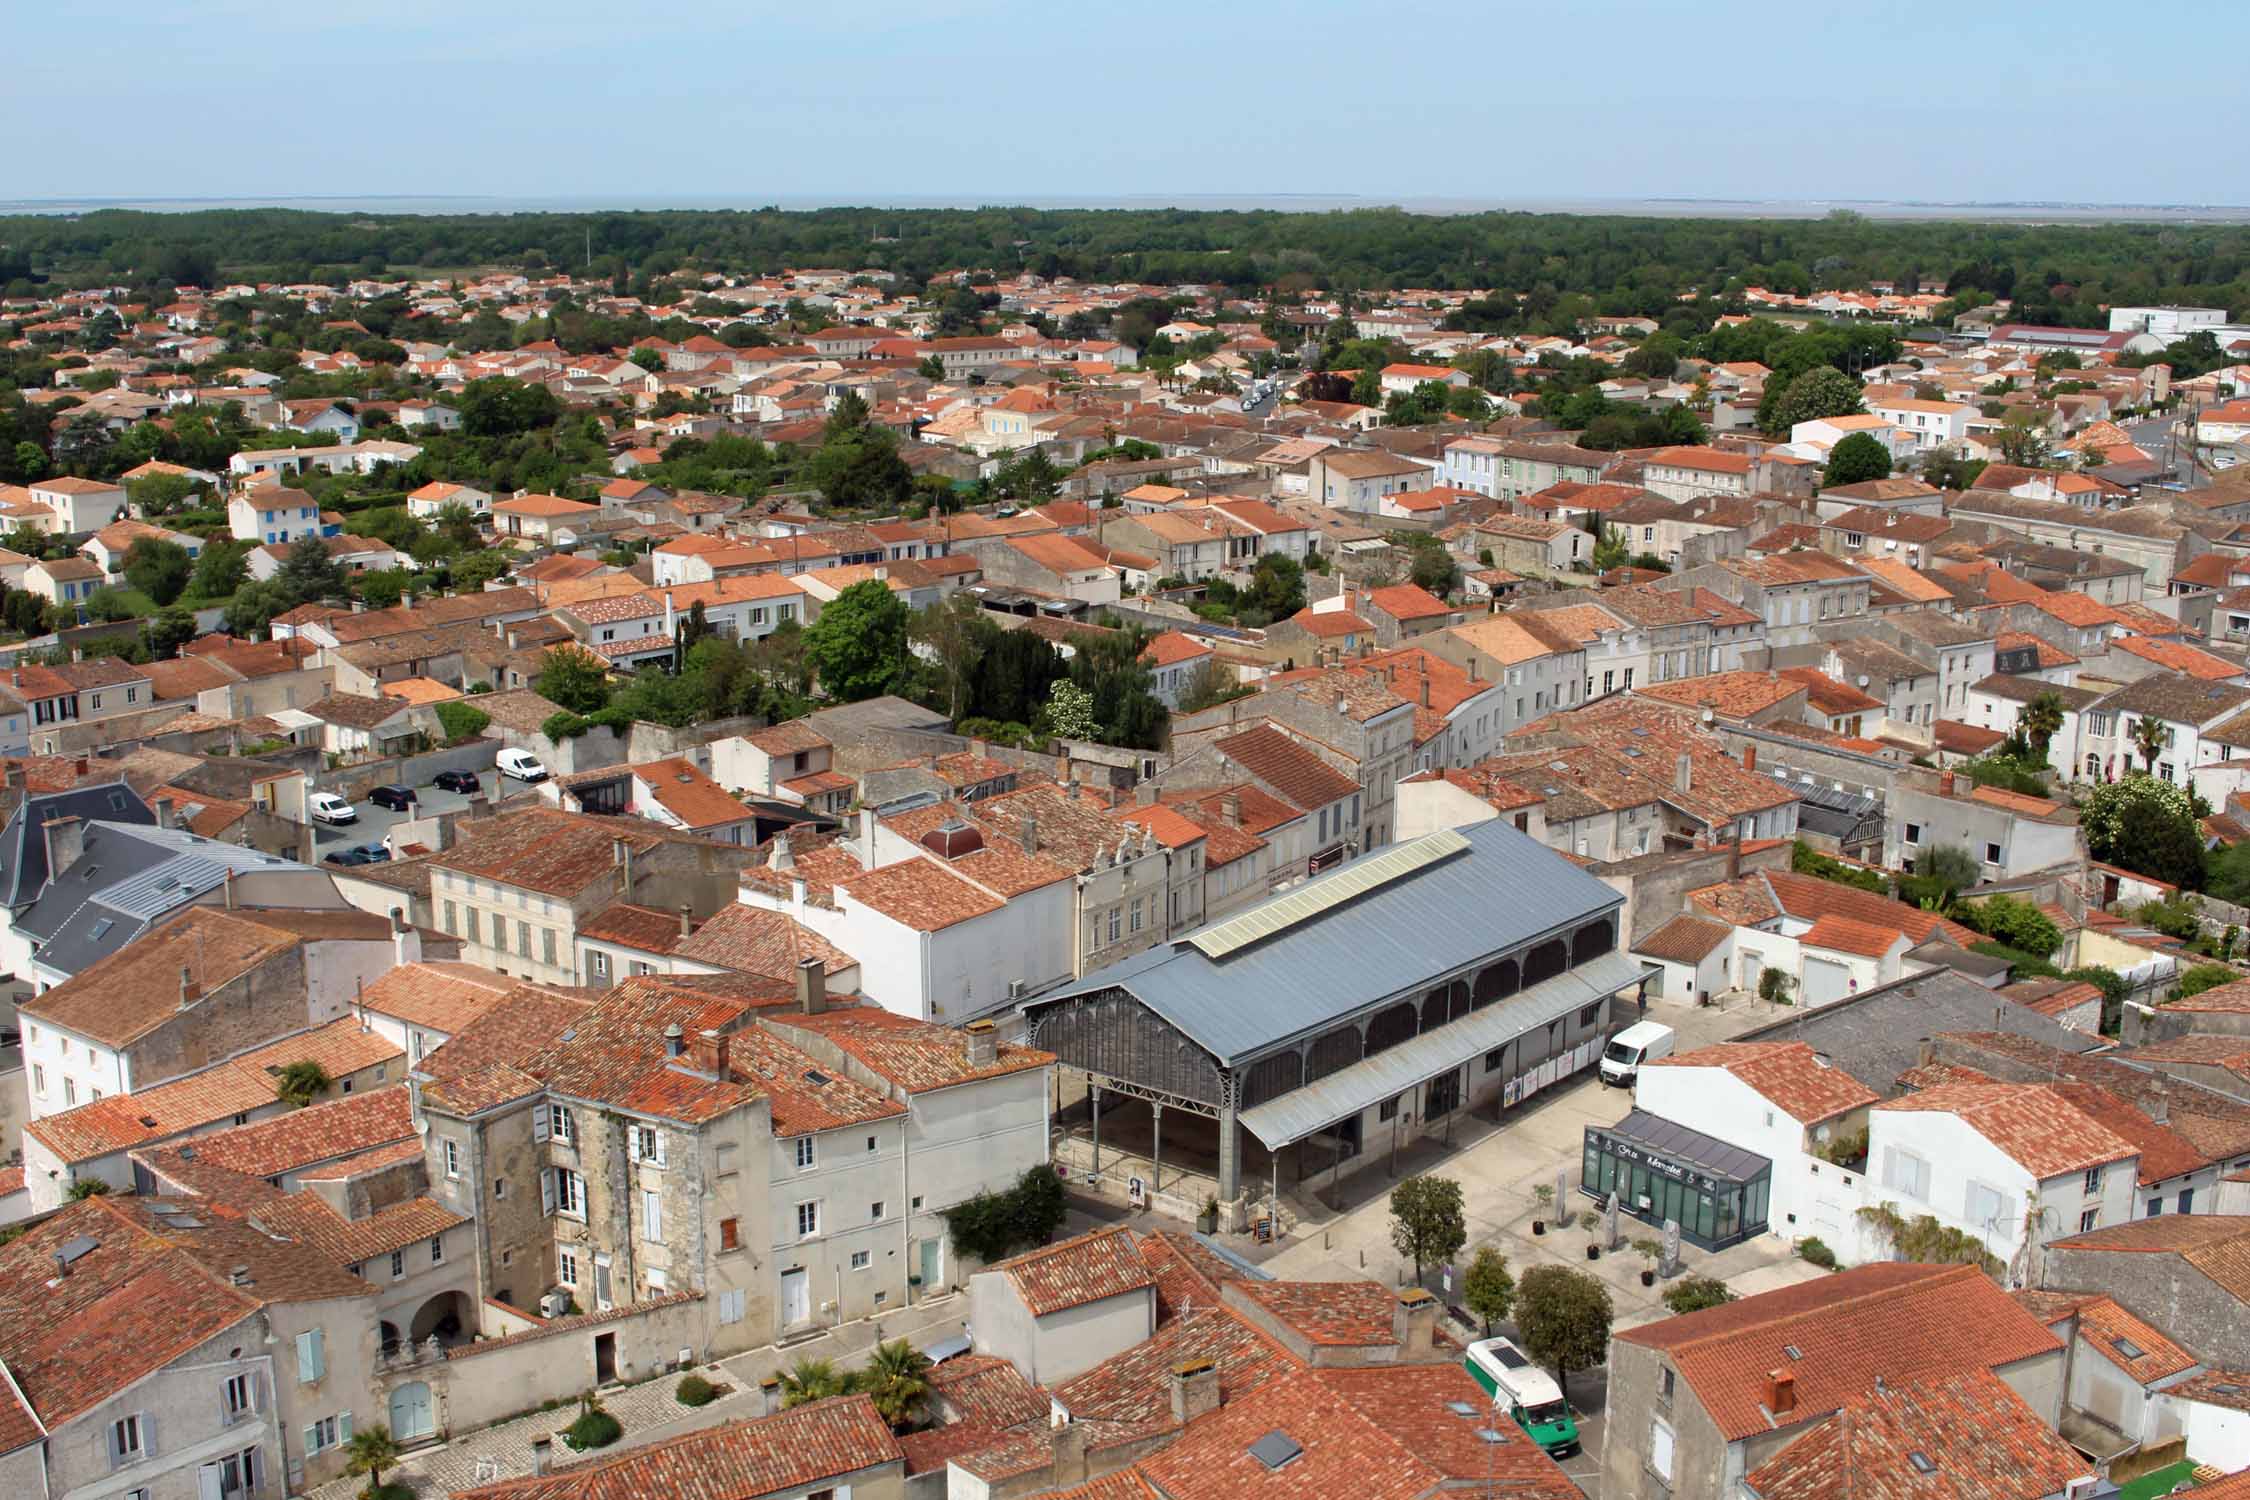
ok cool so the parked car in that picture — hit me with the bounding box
[368,784,417,812]
[309,792,358,825]
[433,768,482,794]
[323,843,386,867]
[496,748,548,783]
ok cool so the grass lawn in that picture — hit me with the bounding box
[2119,1459,2200,1499]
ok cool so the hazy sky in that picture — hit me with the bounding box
[11,1,2246,207]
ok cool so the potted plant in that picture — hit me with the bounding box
[1579,1210,1602,1260]
[1530,1184,1552,1235]
[1632,1238,1663,1287]
[1196,1196,1219,1235]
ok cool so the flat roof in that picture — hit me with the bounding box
[1589,1108,1772,1188]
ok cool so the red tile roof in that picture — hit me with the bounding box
[1214,724,1358,811]
[1877,1084,2139,1179]
[1799,913,1905,959]
[1228,1280,1398,1347]
[1647,1041,1878,1124]
[1634,913,1733,965]
[1740,1368,2089,1500]
[990,1224,1156,1317]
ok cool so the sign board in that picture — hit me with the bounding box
[1993,644,2040,676]
[1128,1176,1146,1206]
[1592,1128,1729,1194]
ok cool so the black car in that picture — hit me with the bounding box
[368,784,417,812]
[432,769,482,794]
[324,843,389,868]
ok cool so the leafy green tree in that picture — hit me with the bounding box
[776,1357,856,1408]
[1462,1246,1515,1335]
[804,578,908,702]
[1922,446,1986,491]
[1246,553,1307,619]
[127,471,199,517]
[2132,715,2172,773]
[1388,1174,1468,1285]
[2017,692,2066,764]
[1042,678,1098,741]
[2179,963,2242,999]
[1915,843,1980,897]
[2080,775,2206,890]
[1960,894,2062,958]
[1067,627,1168,749]
[223,578,297,637]
[142,608,197,660]
[1758,970,1795,1006]
[82,586,141,622]
[968,626,1063,726]
[532,645,611,715]
[1514,1264,1613,1392]
[457,376,562,436]
[189,538,251,600]
[275,1060,330,1109]
[449,549,514,591]
[810,432,913,511]
[1590,524,1630,573]
[1823,431,1892,487]
[1409,544,1461,597]
[277,535,349,604]
[1761,365,1865,436]
[858,1339,933,1430]
[65,1178,112,1200]
[435,701,491,743]
[355,569,408,610]
[1662,1276,1737,1316]
[1996,412,2052,468]
[343,1425,402,1497]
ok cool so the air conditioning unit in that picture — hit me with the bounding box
[540,1289,572,1318]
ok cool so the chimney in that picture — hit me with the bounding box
[857,806,878,871]
[222,868,237,909]
[179,965,202,1009]
[760,1378,783,1416]
[1019,815,1037,855]
[1767,1369,1796,1417]
[1050,1419,1088,1486]
[965,1019,997,1066]
[228,1264,252,1287]
[1221,793,1242,828]
[1067,780,1081,801]
[701,1026,731,1078]
[1939,771,1956,797]
[70,647,82,664]
[153,795,174,831]
[614,836,634,895]
[767,831,795,871]
[50,1249,69,1279]
[1742,744,1756,774]
[795,956,827,1015]
[662,589,677,639]
[1169,1358,1221,1425]
[663,1022,684,1059]
[530,1436,553,1477]
[1674,752,1693,794]
[42,815,84,876]
[2147,1077,2171,1125]
[1419,677,1431,708]
[1467,656,1479,681]
[678,904,693,937]
[391,907,419,968]
[1393,1287,1438,1358]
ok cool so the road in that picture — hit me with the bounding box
[309,774,485,864]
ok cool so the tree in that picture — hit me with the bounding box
[1409,544,1460,597]
[1960,893,2062,958]
[457,376,561,437]
[1245,553,1307,619]
[128,471,199,517]
[143,608,197,660]
[1922,445,1987,492]
[804,578,908,702]
[1662,1275,1737,1316]
[2017,691,2066,764]
[1042,678,1098,741]
[858,1339,933,1430]
[1996,412,2052,468]
[1462,1246,1515,1335]
[1915,843,1980,896]
[1066,627,1169,749]
[2080,774,2206,891]
[1761,365,1865,436]
[2179,963,2242,999]
[1758,969,1795,1006]
[535,645,613,715]
[223,578,297,637]
[776,1357,857,1409]
[65,1178,112,1200]
[343,1425,402,1498]
[275,1060,330,1109]
[1590,523,1630,573]
[449,549,514,591]
[1823,431,1893,487]
[189,538,251,600]
[277,535,349,605]
[1514,1264,1614,1392]
[2132,715,2173,773]
[1388,1174,1468,1285]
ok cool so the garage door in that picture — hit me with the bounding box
[1802,957,1852,1007]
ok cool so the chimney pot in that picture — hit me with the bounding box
[663,1022,684,1059]
[1221,792,1242,828]
[679,904,693,937]
[965,1018,997,1066]
[1742,744,1757,774]
[795,956,827,1015]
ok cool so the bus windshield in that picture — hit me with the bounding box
[1522,1399,1570,1429]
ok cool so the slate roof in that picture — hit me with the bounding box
[0,782,154,908]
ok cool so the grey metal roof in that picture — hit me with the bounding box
[18,821,309,978]
[1028,819,1624,1069]
[1592,1108,1771,1186]
[0,783,153,909]
[1238,949,1649,1149]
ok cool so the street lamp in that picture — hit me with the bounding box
[1448,1397,1513,1498]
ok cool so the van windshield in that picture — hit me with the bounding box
[1522,1399,1570,1428]
[1603,1041,1639,1064]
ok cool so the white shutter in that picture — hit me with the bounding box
[652,1128,666,1168]
[339,1410,353,1443]
[303,1426,320,1461]
[199,1462,226,1500]
[533,1106,550,1143]
[140,1412,156,1459]
[541,1168,555,1216]
[1649,1417,1674,1482]
[643,1188,663,1244]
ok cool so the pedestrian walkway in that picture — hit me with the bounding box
[308,1294,972,1499]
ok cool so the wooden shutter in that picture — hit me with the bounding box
[540,1167,555,1216]
[533,1106,549,1143]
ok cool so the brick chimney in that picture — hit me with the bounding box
[965,1019,997,1066]
[795,956,826,1015]
[1742,744,1756,774]
[1169,1358,1221,1425]
[699,1027,732,1078]
[1766,1369,1796,1417]
[1221,792,1242,828]
[1393,1287,1438,1358]
[1939,771,1956,797]
[179,964,202,1009]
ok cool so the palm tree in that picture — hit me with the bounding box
[2132,715,2173,773]
[344,1425,402,1498]
[2018,691,2066,764]
[775,1356,855,1409]
[858,1339,933,1430]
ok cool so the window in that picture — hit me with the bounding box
[2148,1198,2163,1217]
[304,1413,351,1455]
[642,1188,664,1243]
[588,948,609,980]
[1484,1048,1504,1072]
[797,1201,820,1238]
[633,1125,666,1166]
[1964,1180,2014,1230]
[30,1064,42,1097]
[518,923,532,959]
[720,1217,740,1251]
[1904,822,1922,847]
[550,1103,574,1145]
[223,1373,252,1419]
[431,1234,445,1264]
[795,1137,815,1171]
[554,1168,586,1220]
[866,1134,878,1153]
[1649,1416,1674,1483]
[295,1328,325,1384]
[390,1250,406,1279]
[1985,841,2003,866]
[558,1249,579,1285]
[870,1200,885,1221]
[1658,1367,1674,1405]
[111,1414,144,1463]
[2080,1208,2100,1233]
[2180,1187,2196,1214]
[64,1078,75,1106]
[465,908,480,943]
[646,1267,668,1292]
[719,1288,747,1325]
[543,927,557,967]
[2084,1166,2103,1194]
[443,1138,460,1179]
[1108,906,1121,943]
[1882,1147,1930,1203]
[1378,1095,1400,1122]
[850,1250,871,1271]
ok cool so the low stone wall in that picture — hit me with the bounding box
[435,1292,709,1432]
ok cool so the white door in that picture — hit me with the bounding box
[1802,957,1852,1008]
[781,1267,810,1326]
[199,1465,225,1500]
[389,1380,434,1442]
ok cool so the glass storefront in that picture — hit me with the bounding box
[1581,1109,1770,1251]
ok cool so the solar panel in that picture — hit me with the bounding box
[1247,1432,1301,1470]
[55,1235,99,1265]
[1187,829,1470,961]
[1494,1345,1529,1370]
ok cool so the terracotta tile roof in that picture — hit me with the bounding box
[1635,670,1804,719]
[1799,912,1905,959]
[928,1352,1050,1431]
[744,717,831,756]
[1284,607,1373,639]
[1635,913,1733,965]
[1877,1083,2138,1178]
[1141,629,1214,667]
[27,1017,402,1165]
[1763,870,1979,947]
[1740,1368,2090,1500]
[764,1005,1051,1093]
[1228,1280,1397,1346]
[357,960,525,1034]
[839,858,1006,931]
[1362,583,1452,622]
[2073,1294,2198,1384]
[2159,976,2250,1013]
[20,904,330,1049]
[634,757,756,830]
[669,901,855,980]
[1136,1229,1244,1320]
[1213,724,1358,811]
[165,1083,414,1178]
[415,987,598,1116]
[1614,1263,2061,1443]
[431,808,690,898]
[1777,668,1884,716]
[725,1027,904,1136]
[990,1224,1156,1317]
[450,1393,903,1500]
[1029,1306,1296,1463]
[1649,1041,1878,1124]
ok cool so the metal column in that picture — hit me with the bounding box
[1089,1078,1101,1175]
[1151,1102,1163,1195]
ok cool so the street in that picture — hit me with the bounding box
[310,775,485,863]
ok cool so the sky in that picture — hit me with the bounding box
[9,1,2248,210]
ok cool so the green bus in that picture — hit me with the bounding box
[1464,1336,1580,1457]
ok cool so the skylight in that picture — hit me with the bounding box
[1247,1432,1301,1470]
[1907,1451,1937,1475]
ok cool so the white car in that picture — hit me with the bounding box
[496,748,549,783]
[309,792,358,825]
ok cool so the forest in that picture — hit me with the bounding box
[6,205,2250,325]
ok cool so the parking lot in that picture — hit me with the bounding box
[309,775,486,864]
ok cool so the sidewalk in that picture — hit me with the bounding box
[309,1294,973,1499]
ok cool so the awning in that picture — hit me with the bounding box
[268,709,321,733]
[1237,950,1652,1149]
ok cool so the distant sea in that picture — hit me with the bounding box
[5,193,2250,224]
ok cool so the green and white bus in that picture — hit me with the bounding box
[1464,1336,1580,1457]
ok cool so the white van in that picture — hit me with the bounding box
[497,748,549,783]
[1599,1020,1675,1087]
